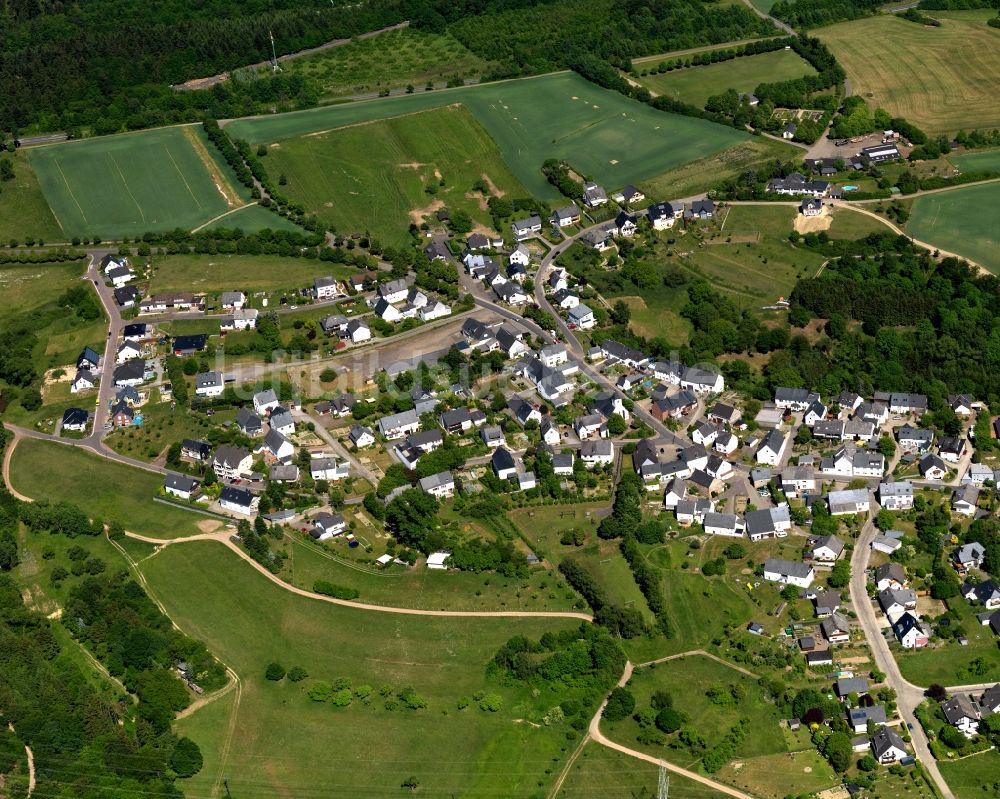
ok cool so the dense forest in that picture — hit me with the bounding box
[449,0,773,76]
[0,0,412,133]
[0,0,773,135]
[0,567,205,797]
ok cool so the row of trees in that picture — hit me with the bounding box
[771,0,884,28]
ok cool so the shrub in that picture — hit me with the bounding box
[479,693,503,712]
[313,580,360,600]
[602,688,635,722]
[331,688,353,706]
[287,666,308,682]
[307,681,333,701]
[655,707,685,733]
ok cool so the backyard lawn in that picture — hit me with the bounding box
[896,597,1000,684]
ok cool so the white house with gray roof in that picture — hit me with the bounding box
[826,488,870,516]
[418,470,455,498]
[378,409,420,440]
[756,429,788,466]
[763,558,814,588]
[878,480,913,510]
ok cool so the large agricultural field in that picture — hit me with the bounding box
[906,181,1000,274]
[636,49,816,108]
[287,26,493,101]
[228,72,749,200]
[264,104,528,246]
[816,11,1000,135]
[144,541,582,799]
[27,125,250,238]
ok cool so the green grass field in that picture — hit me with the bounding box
[637,49,816,108]
[0,150,63,242]
[554,742,727,799]
[508,504,655,621]
[602,653,793,788]
[827,205,893,239]
[28,126,245,238]
[939,750,1000,799]
[284,529,581,612]
[141,541,581,799]
[210,202,308,234]
[716,750,839,799]
[8,438,211,539]
[288,27,492,101]
[952,147,1000,173]
[227,72,749,199]
[906,181,1000,273]
[638,138,801,201]
[817,12,1000,135]
[0,261,108,425]
[147,253,357,294]
[264,104,529,245]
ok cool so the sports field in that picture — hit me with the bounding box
[637,49,816,108]
[817,12,1000,134]
[263,104,528,245]
[28,125,248,238]
[144,542,580,799]
[227,72,749,199]
[907,181,1000,273]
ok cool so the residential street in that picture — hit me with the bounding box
[849,512,955,799]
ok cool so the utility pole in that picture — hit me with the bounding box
[223,776,233,799]
[269,30,280,73]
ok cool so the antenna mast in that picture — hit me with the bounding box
[269,30,280,72]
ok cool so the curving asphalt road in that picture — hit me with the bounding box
[850,512,955,799]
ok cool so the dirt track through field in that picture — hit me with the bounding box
[181,125,243,207]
